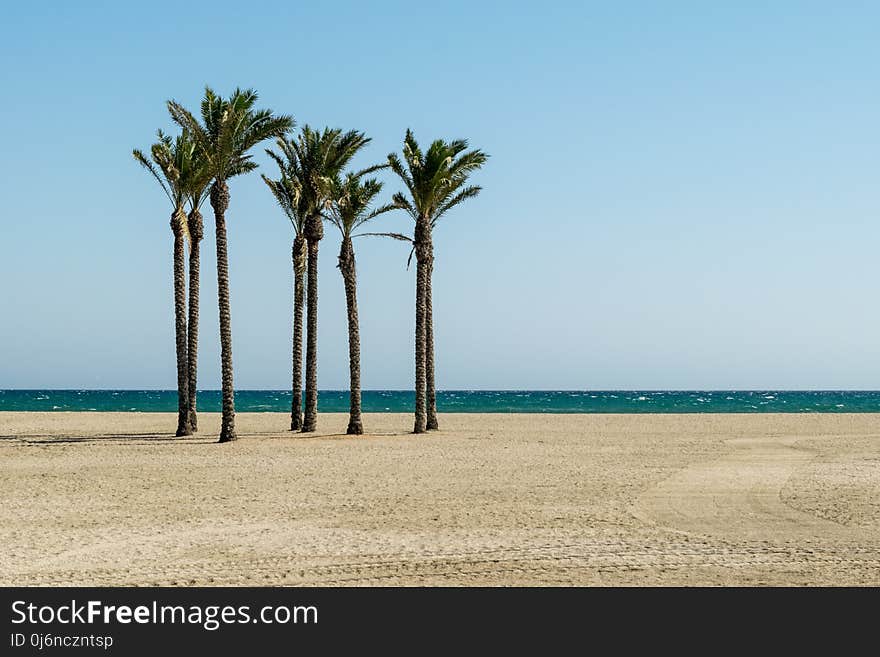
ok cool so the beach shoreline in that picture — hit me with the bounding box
[2,412,878,586]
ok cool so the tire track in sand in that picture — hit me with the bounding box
[630,435,867,543]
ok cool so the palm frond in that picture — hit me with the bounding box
[358,231,413,242]
[167,101,211,170]
[432,185,482,225]
[262,172,305,234]
[351,162,389,179]
[241,110,294,153]
[363,202,399,223]
[132,148,174,204]
[390,191,418,220]
[358,230,417,268]
[386,152,417,207]
[230,160,259,176]
[448,148,489,180]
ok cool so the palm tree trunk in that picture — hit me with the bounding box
[425,251,438,430]
[413,257,427,433]
[171,210,190,437]
[211,181,237,443]
[302,214,323,433]
[413,219,430,433]
[186,209,203,433]
[290,236,306,430]
[339,237,363,435]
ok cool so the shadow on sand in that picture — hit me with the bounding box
[1,433,211,445]
[0,430,420,445]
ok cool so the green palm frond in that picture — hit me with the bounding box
[230,160,259,176]
[365,202,399,222]
[132,148,174,204]
[448,148,489,181]
[390,191,418,219]
[351,162,390,179]
[432,185,482,225]
[386,152,416,204]
[261,169,306,235]
[264,147,288,175]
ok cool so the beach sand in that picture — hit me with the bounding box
[1,412,878,586]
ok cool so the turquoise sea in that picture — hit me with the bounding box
[1,390,880,413]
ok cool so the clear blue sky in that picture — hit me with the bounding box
[1,1,878,390]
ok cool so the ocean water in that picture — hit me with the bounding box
[1,390,880,413]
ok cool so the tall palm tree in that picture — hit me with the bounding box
[182,150,212,433]
[386,130,488,433]
[328,173,394,434]
[262,147,308,431]
[280,126,374,433]
[133,130,198,437]
[168,87,293,443]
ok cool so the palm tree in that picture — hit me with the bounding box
[182,150,212,433]
[262,146,308,431]
[133,130,198,437]
[279,127,374,433]
[168,88,293,442]
[328,173,394,434]
[386,130,488,433]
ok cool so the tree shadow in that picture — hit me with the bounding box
[0,430,421,445]
[0,433,215,446]
[299,431,419,441]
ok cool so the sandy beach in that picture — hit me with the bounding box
[1,412,878,586]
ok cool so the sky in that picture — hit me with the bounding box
[1,1,879,390]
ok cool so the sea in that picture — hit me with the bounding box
[1,390,879,413]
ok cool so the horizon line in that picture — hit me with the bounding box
[3,388,880,393]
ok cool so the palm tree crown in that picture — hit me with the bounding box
[387,129,488,225]
[167,87,293,183]
[328,173,395,240]
[282,126,377,218]
[182,144,212,215]
[262,140,309,238]
[133,129,201,213]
